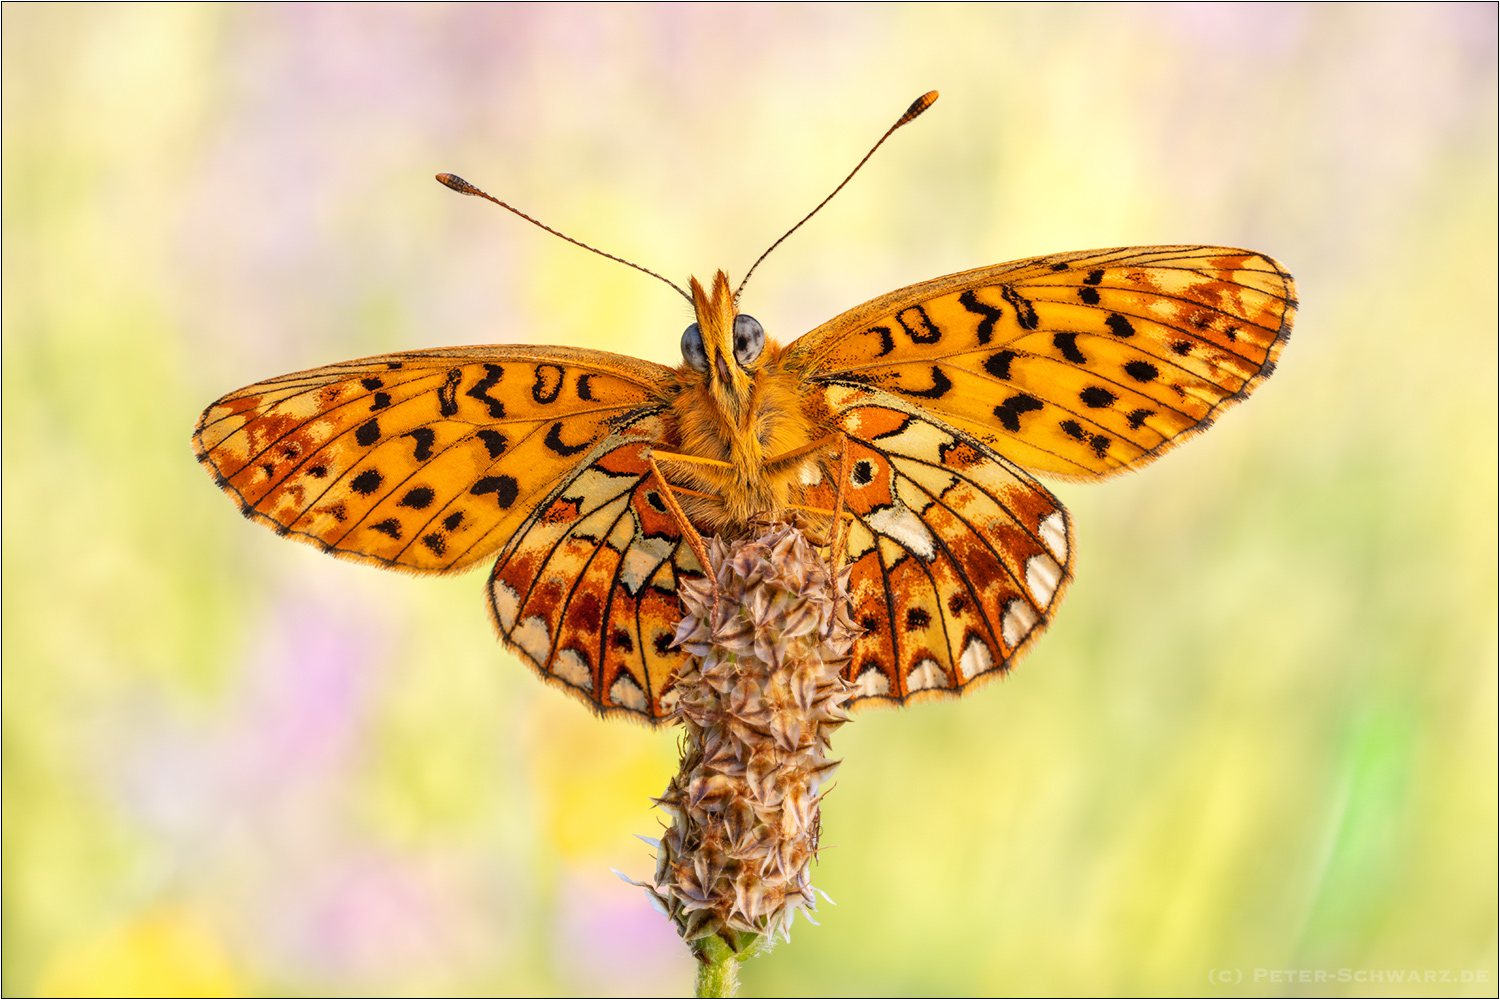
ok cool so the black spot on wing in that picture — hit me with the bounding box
[1053,333,1086,364]
[576,373,596,401]
[398,487,435,509]
[403,428,435,461]
[1000,285,1039,330]
[1124,360,1159,382]
[1127,408,1153,429]
[1078,286,1101,305]
[896,366,952,400]
[471,475,519,509]
[1171,340,1193,356]
[994,393,1044,432]
[983,350,1016,380]
[1106,314,1136,338]
[369,392,391,411]
[371,518,402,539]
[355,419,381,447]
[466,364,506,418]
[443,511,465,531]
[361,377,385,391]
[958,290,1003,345]
[905,607,930,631]
[866,325,895,358]
[1079,386,1117,408]
[438,368,462,417]
[896,305,942,344]
[476,429,508,459]
[531,364,564,404]
[544,421,589,457]
[351,469,383,495]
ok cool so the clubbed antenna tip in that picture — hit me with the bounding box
[435,172,692,302]
[735,90,940,299]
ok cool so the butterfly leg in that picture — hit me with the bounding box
[650,450,734,473]
[645,449,720,619]
[763,433,852,561]
[763,434,842,473]
[831,432,851,570]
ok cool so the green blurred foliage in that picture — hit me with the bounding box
[3,5,1494,996]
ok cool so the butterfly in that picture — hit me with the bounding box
[193,94,1296,725]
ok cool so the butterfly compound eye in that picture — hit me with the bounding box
[732,315,765,367]
[680,323,709,372]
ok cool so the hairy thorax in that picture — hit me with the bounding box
[665,340,821,533]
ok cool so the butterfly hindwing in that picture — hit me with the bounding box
[802,385,1074,706]
[788,246,1296,480]
[486,420,698,722]
[193,345,675,573]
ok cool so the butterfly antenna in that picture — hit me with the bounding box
[735,90,939,300]
[436,173,693,303]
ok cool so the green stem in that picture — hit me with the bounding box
[694,935,740,998]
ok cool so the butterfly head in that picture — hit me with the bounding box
[681,270,765,418]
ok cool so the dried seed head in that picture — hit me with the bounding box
[632,518,860,957]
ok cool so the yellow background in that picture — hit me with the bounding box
[4,5,1495,996]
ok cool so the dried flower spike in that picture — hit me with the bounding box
[636,518,859,966]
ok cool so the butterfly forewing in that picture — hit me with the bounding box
[803,385,1073,705]
[486,424,697,722]
[789,246,1296,480]
[193,346,675,573]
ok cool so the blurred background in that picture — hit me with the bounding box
[4,5,1494,996]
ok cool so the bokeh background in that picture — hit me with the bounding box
[4,5,1495,996]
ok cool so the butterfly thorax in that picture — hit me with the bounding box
[663,272,822,533]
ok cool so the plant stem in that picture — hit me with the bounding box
[694,935,740,998]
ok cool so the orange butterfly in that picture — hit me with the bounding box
[193,93,1295,723]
